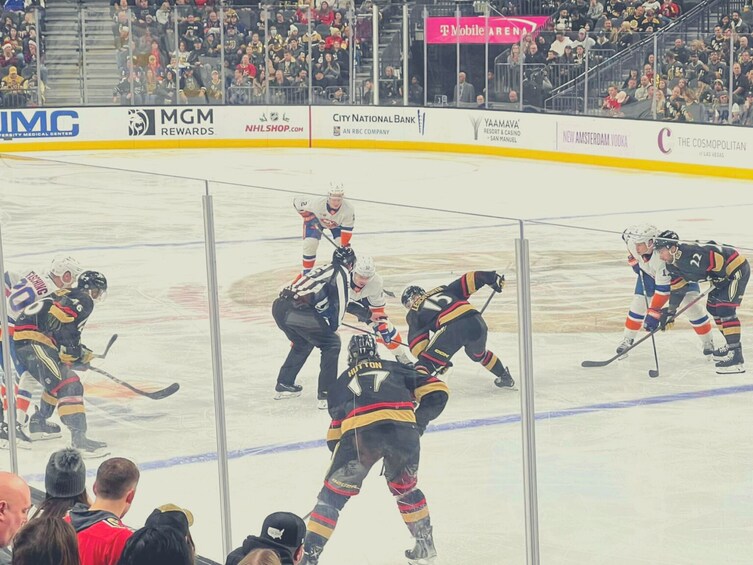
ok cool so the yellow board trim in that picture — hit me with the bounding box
[3,137,752,180]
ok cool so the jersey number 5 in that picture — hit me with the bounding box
[348,370,390,396]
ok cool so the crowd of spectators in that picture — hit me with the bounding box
[0,0,45,108]
[110,0,385,105]
[602,10,753,124]
[0,448,307,565]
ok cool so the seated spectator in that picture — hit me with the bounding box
[0,41,20,69]
[236,54,257,80]
[178,65,206,104]
[572,28,595,51]
[156,69,177,104]
[67,457,139,565]
[11,517,79,565]
[380,65,400,102]
[143,504,195,560]
[602,84,622,114]
[408,75,423,105]
[322,52,340,87]
[331,86,347,103]
[115,527,192,565]
[238,549,281,565]
[113,69,145,105]
[34,449,89,520]
[1,66,27,107]
[586,0,604,28]
[361,78,373,104]
[476,93,486,107]
[227,69,251,105]
[206,69,223,104]
[660,0,680,19]
[316,1,335,27]
[635,75,651,100]
[225,512,305,565]
[550,28,573,56]
[554,8,572,31]
[0,472,31,550]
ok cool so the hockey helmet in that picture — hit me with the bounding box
[401,285,425,308]
[332,246,356,270]
[77,270,108,303]
[49,256,83,287]
[328,182,345,199]
[654,230,679,250]
[348,334,379,365]
[625,224,658,247]
[353,256,376,280]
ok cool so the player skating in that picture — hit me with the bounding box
[617,225,714,357]
[301,334,448,565]
[345,255,413,365]
[0,256,83,446]
[654,231,749,374]
[11,271,109,457]
[293,184,355,275]
[273,247,356,409]
[401,270,514,388]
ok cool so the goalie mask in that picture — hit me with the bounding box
[348,334,379,365]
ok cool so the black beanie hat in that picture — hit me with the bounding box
[45,448,86,498]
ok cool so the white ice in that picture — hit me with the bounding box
[1,148,752,564]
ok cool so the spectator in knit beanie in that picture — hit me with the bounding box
[11,516,80,565]
[33,448,89,519]
[225,512,305,565]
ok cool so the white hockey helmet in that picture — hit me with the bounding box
[625,224,658,246]
[49,255,83,286]
[328,182,345,199]
[353,256,376,280]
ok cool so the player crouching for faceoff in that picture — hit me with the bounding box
[273,246,357,409]
[293,184,355,275]
[11,271,109,457]
[618,225,714,357]
[345,255,413,366]
[654,231,749,374]
[301,334,449,565]
[401,271,514,389]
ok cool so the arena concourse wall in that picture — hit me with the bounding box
[0,105,750,179]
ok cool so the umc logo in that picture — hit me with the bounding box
[128,109,155,136]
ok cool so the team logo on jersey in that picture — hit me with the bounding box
[128,109,155,136]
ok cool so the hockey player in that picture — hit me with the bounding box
[302,334,448,565]
[273,246,356,409]
[293,184,355,275]
[617,225,714,357]
[12,270,109,456]
[0,256,82,445]
[345,255,412,365]
[401,271,514,388]
[654,231,749,374]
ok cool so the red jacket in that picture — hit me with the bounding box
[66,503,134,565]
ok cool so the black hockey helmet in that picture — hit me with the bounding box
[77,270,108,303]
[401,285,425,308]
[654,230,679,250]
[332,246,356,270]
[348,334,379,365]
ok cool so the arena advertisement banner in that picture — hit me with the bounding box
[315,107,428,141]
[653,123,750,165]
[425,16,550,45]
[554,115,637,157]
[238,107,308,138]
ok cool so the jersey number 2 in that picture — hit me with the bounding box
[348,370,390,396]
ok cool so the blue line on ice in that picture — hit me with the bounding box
[21,382,753,483]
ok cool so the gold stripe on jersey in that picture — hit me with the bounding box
[465,272,477,294]
[670,278,688,292]
[340,409,416,435]
[327,425,342,444]
[722,326,742,336]
[307,520,335,539]
[410,338,429,358]
[42,391,57,406]
[14,331,55,349]
[49,304,75,323]
[437,303,476,326]
[725,254,746,276]
[402,507,430,523]
[414,381,450,403]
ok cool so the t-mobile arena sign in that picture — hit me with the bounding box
[426,16,550,44]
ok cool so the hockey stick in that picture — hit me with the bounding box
[638,272,661,378]
[88,366,180,400]
[479,285,500,315]
[92,334,118,360]
[581,285,712,368]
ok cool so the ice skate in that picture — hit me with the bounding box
[713,344,729,360]
[14,422,32,450]
[29,408,62,440]
[616,337,634,359]
[406,526,437,565]
[301,544,322,565]
[274,383,303,400]
[317,392,328,410]
[702,339,715,358]
[494,366,515,389]
[72,432,110,459]
[715,346,745,374]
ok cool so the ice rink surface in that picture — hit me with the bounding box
[1,148,752,564]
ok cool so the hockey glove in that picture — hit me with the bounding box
[659,308,676,331]
[643,308,662,332]
[627,254,641,275]
[490,273,505,293]
[375,321,392,344]
[346,301,372,324]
